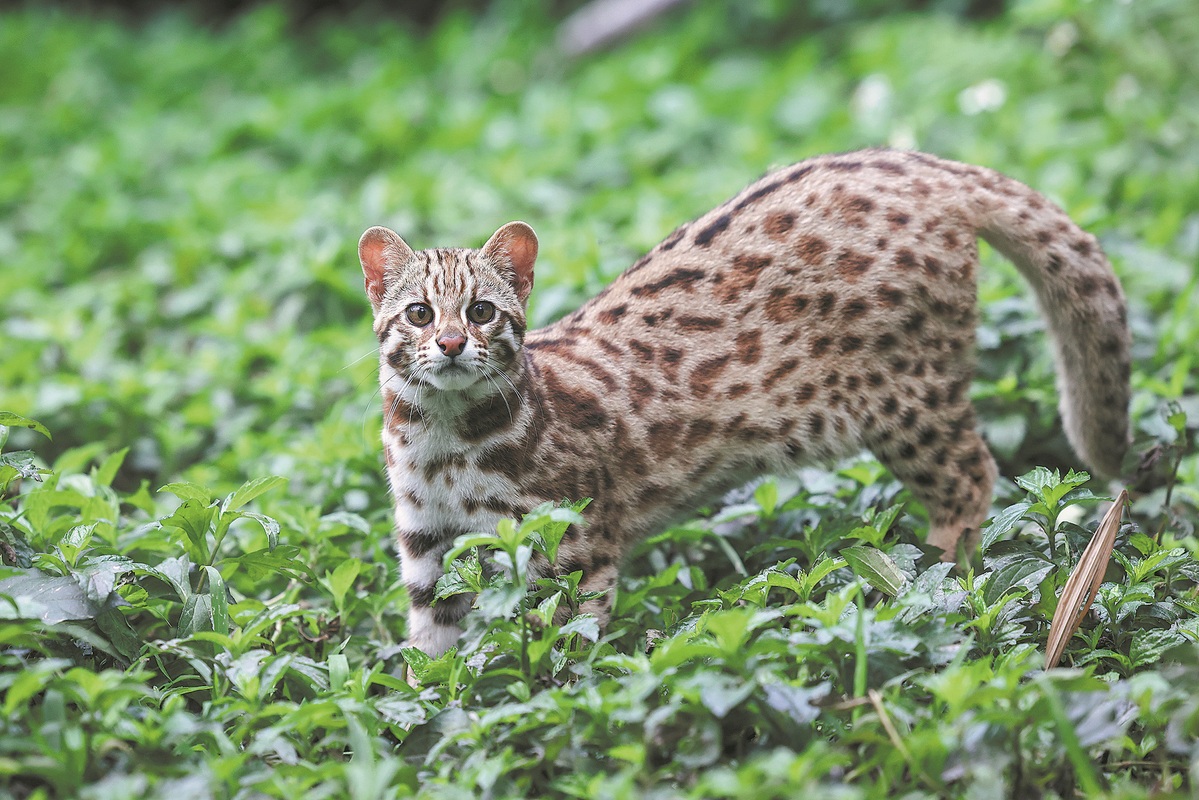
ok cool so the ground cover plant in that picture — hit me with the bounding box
[2,0,1198,796]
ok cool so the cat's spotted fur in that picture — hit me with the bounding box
[359,149,1131,657]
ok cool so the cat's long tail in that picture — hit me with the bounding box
[971,170,1131,479]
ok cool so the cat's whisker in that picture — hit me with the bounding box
[399,369,427,426]
[359,375,391,447]
[342,346,381,372]
[477,362,515,424]
[388,370,424,428]
[480,366,514,422]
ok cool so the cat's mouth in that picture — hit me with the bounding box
[439,361,475,376]
[424,362,480,391]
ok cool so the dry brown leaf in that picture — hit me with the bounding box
[1045,489,1127,669]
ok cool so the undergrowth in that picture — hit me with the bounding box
[2,0,1198,797]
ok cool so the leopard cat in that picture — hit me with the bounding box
[358,148,1131,658]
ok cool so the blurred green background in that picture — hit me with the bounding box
[3,0,1196,508]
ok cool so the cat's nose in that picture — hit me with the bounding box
[437,332,467,358]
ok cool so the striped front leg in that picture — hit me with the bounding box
[397,531,472,661]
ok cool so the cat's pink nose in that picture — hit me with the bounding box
[437,332,466,358]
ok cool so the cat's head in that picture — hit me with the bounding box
[359,221,537,394]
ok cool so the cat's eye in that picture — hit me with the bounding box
[405,303,433,327]
[467,301,496,324]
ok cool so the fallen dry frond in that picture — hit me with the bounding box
[1045,490,1128,669]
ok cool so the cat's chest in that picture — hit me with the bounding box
[384,430,519,533]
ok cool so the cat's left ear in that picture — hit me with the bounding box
[482,221,538,305]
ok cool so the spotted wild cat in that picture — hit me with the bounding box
[358,149,1131,657]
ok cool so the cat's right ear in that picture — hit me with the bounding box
[359,226,416,314]
[482,221,538,306]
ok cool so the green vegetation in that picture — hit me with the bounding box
[2,0,1197,796]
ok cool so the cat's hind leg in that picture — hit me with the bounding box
[870,406,998,561]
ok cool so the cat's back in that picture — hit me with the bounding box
[557,150,988,334]
[526,150,985,407]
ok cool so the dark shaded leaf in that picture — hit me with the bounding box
[762,681,829,725]
[983,541,1055,606]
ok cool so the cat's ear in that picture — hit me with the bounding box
[482,221,538,305]
[358,226,416,313]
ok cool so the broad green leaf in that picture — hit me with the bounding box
[400,647,433,681]
[222,475,287,514]
[225,546,309,582]
[21,486,93,534]
[327,653,349,690]
[0,412,51,440]
[202,565,229,636]
[225,649,270,699]
[650,635,721,671]
[869,503,904,536]
[754,480,778,516]
[495,517,521,551]
[757,568,803,598]
[983,542,1055,607]
[688,671,754,718]
[375,695,426,726]
[401,646,460,685]
[0,569,96,623]
[806,555,847,589]
[524,499,589,564]
[436,553,484,599]
[474,583,525,620]
[62,518,98,546]
[237,511,281,550]
[320,511,372,535]
[737,566,807,605]
[558,613,600,643]
[981,501,1032,553]
[1131,627,1187,668]
[240,603,305,642]
[179,593,214,637]
[94,607,143,662]
[0,451,49,485]
[841,545,906,596]
[159,481,214,505]
[144,555,193,602]
[442,531,503,568]
[93,447,128,488]
[3,666,60,716]
[1131,548,1192,583]
[159,500,216,564]
[75,555,133,604]
[324,558,361,610]
[1014,467,1091,507]
[846,524,885,547]
[1015,466,1059,496]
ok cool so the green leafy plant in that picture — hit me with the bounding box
[2,0,1198,795]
